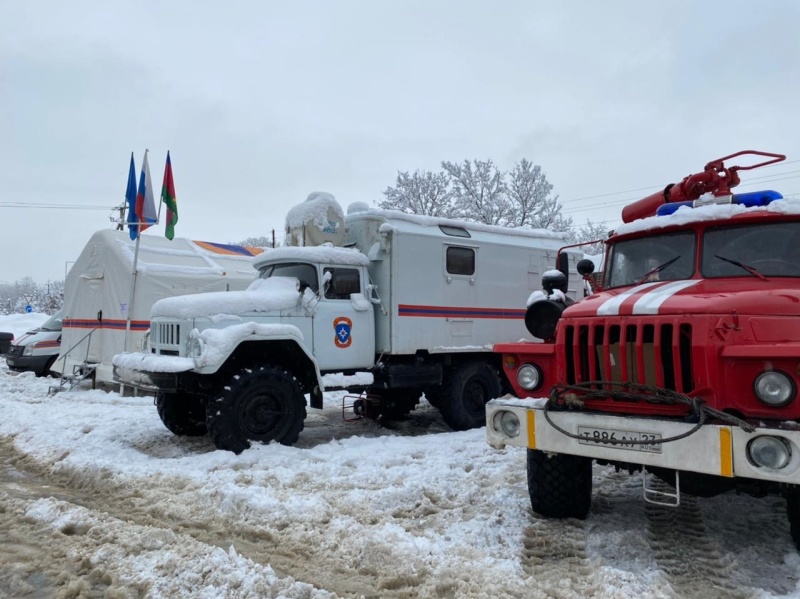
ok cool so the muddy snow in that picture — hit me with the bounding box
[2,335,800,597]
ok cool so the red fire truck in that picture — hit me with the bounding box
[486,150,800,547]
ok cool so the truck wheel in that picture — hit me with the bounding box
[439,361,502,431]
[784,488,800,550]
[39,355,58,378]
[207,365,307,454]
[527,449,592,519]
[156,392,208,437]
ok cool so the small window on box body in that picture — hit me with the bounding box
[439,225,471,238]
[446,246,475,276]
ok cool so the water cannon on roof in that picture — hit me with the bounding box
[621,150,787,223]
[285,191,346,247]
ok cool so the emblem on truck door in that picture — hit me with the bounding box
[334,317,353,348]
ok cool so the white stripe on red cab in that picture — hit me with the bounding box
[631,280,700,314]
[596,282,661,316]
[596,280,700,316]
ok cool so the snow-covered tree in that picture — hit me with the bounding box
[379,170,454,217]
[234,235,275,248]
[0,278,63,315]
[508,159,573,232]
[571,220,610,255]
[441,159,511,225]
[381,157,575,232]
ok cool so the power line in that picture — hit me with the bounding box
[560,172,800,216]
[0,202,116,210]
[558,159,800,207]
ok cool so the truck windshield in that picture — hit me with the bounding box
[702,222,800,278]
[605,232,696,288]
[40,310,63,332]
[258,262,319,293]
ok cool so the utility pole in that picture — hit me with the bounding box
[115,202,126,231]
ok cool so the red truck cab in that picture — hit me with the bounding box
[487,151,800,548]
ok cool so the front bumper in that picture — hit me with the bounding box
[112,364,179,393]
[486,399,800,484]
[6,353,52,374]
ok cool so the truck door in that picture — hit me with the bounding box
[312,266,375,371]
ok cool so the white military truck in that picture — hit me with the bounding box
[114,192,582,453]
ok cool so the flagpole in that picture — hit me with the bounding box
[124,232,142,353]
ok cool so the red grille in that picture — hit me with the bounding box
[563,318,694,394]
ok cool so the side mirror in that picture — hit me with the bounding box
[577,259,595,276]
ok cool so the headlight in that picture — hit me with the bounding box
[516,364,542,390]
[754,371,795,406]
[747,436,791,470]
[187,334,204,359]
[492,410,520,438]
[23,344,35,356]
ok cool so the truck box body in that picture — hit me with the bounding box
[344,210,579,355]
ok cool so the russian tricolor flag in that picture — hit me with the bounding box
[134,149,158,237]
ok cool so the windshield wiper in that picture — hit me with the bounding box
[714,254,768,281]
[636,256,681,285]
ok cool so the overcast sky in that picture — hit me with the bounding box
[2,0,800,283]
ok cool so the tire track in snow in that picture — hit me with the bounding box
[644,480,751,599]
[520,515,596,597]
[0,437,359,598]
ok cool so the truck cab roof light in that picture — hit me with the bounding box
[656,190,783,217]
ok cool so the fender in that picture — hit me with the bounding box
[113,322,325,403]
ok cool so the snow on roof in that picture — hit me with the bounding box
[285,192,345,230]
[614,196,800,237]
[252,244,370,269]
[152,276,315,318]
[349,209,569,242]
[91,229,259,279]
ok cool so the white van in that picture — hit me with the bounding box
[6,310,63,376]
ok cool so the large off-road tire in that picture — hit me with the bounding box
[156,392,208,437]
[439,361,502,431]
[527,449,592,519]
[206,365,306,454]
[784,488,800,550]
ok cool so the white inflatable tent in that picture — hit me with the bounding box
[58,229,263,384]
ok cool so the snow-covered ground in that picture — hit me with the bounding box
[2,313,800,598]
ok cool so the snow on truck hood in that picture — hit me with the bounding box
[568,279,800,318]
[151,276,314,319]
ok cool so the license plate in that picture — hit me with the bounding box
[577,426,662,454]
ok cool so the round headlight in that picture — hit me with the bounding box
[747,436,791,470]
[754,371,795,406]
[492,410,520,438]
[516,364,542,391]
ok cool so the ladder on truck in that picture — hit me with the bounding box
[48,329,99,394]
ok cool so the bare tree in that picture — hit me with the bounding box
[379,170,454,217]
[442,159,511,225]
